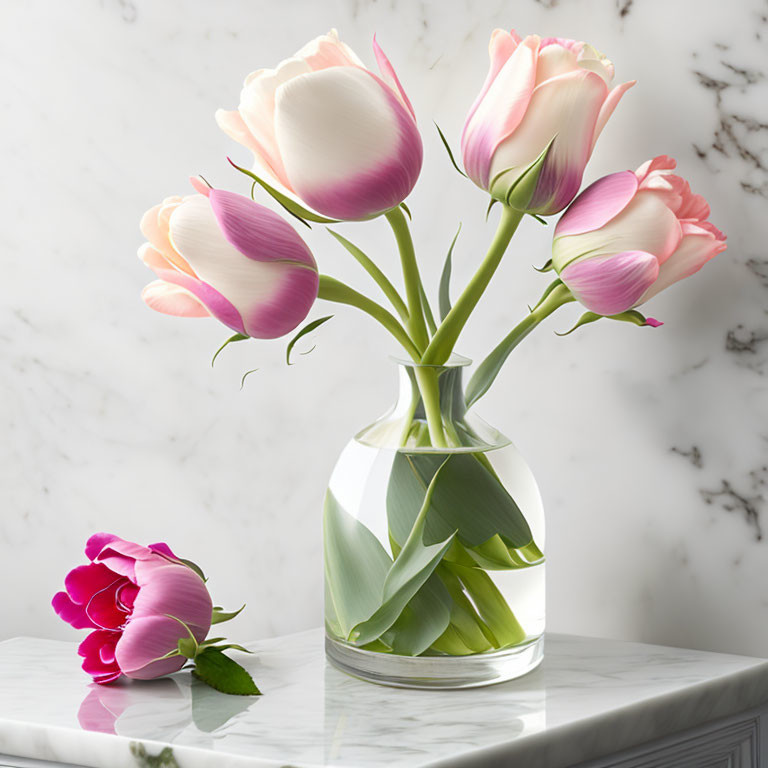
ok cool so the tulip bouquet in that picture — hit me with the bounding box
[53,534,260,695]
[137,29,725,686]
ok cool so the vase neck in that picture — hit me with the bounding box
[355,359,510,453]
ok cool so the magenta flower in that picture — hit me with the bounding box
[552,155,727,316]
[215,29,423,221]
[52,534,212,684]
[461,30,634,215]
[139,181,318,339]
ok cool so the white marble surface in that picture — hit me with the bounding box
[2,0,768,656]
[0,630,767,768]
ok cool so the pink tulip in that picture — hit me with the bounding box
[138,181,318,339]
[52,534,212,684]
[462,30,634,215]
[552,156,727,316]
[215,29,422,221]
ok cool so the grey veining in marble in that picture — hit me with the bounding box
[2,0,768,659]
[0,630,767,768]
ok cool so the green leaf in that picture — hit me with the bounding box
[178,558,207,581]
[485,198,498,222]
[286,315,333,365]
[239,368,259,389]
[323,490,393,639]
[386,452,532,551]
[445,562,526,647]
[419,281,438,336]
[434,122,467,178]
[556,311,602,336]
[211,334,249,367]
[400,201,412,220]
[381,573,452,655]
[490,136,556,211]
[531,278,563,312]
[350,461,456,647]
[211,604,245,625]
[529,213,548,225]
[228,158,339,226]
[193,647,261,695]
[533,258,554,273]
[177,637,197,659]
[439,224,461,321]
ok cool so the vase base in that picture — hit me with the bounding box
[325,634,544,689]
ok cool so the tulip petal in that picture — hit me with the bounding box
[462,35,538,188]
[463,29,522,131]
[555,171,638,237]
[553,190,683,271]
[86,578,131,630]
[297,28,363,70]
[131,559,212,637]
[273,66,422,220]
[79,630,122,682]
[168,195,316,337]
[214,108,291,190]
[640,223,727,303]
[590,79,635,153]
[65,563,120,605]
[85,533,120,562]
[207,189,315,268]
[561,250,660,315]
[141,280,210,319]
[491,68,608,213]
[114,617,187,680]
[373,35,415,119]
[52,591,96,630]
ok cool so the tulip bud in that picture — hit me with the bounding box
[552,155,727,316]
[462,30,634,215]
[216,30,422,221]
[138,182,318,339]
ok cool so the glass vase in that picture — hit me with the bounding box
[323,355,544,688]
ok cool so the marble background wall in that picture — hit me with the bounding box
[2,0,767,657]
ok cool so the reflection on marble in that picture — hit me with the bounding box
[0,630,767,768]
[2,0,768,660]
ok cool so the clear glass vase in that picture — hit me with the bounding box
[323,355,544,689]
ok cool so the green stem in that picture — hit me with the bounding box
[317,274,420,361]
[385,207,429,352]
[326,229,410,323]
[422,205,524,364]
[464,282,575,409]
[413,366,447,448]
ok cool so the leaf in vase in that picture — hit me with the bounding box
[323,490,392,639]
[350,462,456,647]
[382,573,452,656]
[387,452,533,550]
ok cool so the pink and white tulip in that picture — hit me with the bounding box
[215,29,422,221]
[552,156,727,316]
[139,181,318,339]
[462,30,634,215]
[53,534,213,684]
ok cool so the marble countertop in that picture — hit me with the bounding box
[0,629,766,768]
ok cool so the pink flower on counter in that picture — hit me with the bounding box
[462,30,634,215]
[139,181,318,339]
[216,29,422,221]
[52,534,212,684]
[552,155,727,316]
